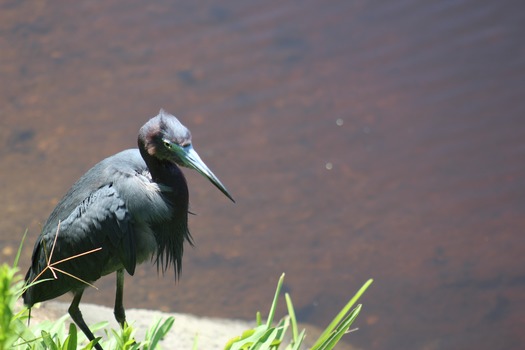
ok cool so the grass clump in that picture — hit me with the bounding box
[0,255,174,350]
[224,274,372,350]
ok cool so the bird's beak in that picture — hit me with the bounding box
[178,145,235,203]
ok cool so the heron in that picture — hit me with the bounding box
[23,109,234,349]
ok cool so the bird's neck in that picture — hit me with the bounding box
[145,156,185,187]
[139,148,189,205]
[139,150,192,277]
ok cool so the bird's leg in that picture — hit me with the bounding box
[114,269,126,327]
[69,290,103,350]
[114,269,139,346]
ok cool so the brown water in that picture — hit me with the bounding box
[1,1,524,349]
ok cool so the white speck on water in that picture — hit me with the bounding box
[325,162,333,170]
[336,118,344,126]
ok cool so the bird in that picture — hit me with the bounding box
[23,109,234,349]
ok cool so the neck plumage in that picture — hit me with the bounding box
[139,147,193,277]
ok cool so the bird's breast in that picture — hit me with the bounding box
[115,170,174,224]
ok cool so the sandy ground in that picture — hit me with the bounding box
[21,300,254,349]
[17,300,357,349]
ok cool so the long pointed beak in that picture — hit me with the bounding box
[180,145,235,203]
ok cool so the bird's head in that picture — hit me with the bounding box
[139,109,235,202]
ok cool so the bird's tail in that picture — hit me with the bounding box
[26,307,32,326]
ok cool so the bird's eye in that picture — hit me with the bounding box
[163,140,171,148]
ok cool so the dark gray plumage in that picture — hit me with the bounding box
[23,110,233,349]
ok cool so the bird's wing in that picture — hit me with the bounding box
[24,184,137,305]
[33,183,137,279]
[61,183,137,275]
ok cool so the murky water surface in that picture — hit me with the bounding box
[1,1,524,349]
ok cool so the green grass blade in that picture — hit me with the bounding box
[284,293,298,343]
[275,316,290,343]
[317,304,361,350]
[192,333,198,350]
[41,330,59,350]
[145,316,174,350]
[228,325,268,350]
[63,322,78,350]
[13,229,28,269]
[295,329,306,349]
[256,326,284,349]
[266,273,285,328]
[311,279,372,349]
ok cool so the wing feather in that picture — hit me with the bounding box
[24,184,136,305]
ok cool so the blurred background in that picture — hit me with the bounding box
[1,1,524,349]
